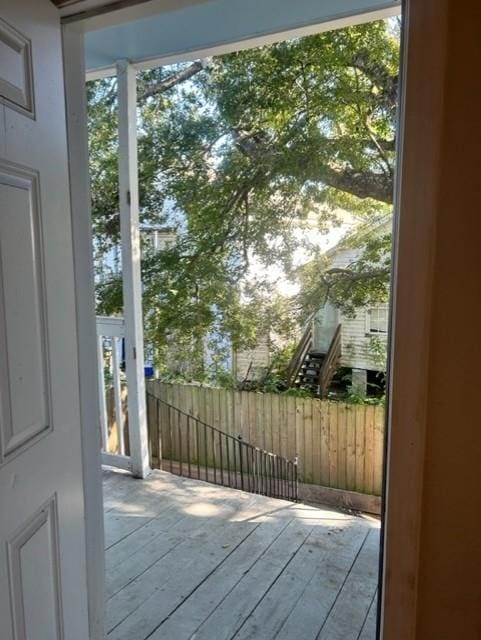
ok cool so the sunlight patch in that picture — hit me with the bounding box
[183,502,224,517]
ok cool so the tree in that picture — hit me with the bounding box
[88,19,399,378]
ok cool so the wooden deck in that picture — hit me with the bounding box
[103,467,380,640]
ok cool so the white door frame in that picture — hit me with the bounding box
[62,25,105,640]
[62,2,442,638]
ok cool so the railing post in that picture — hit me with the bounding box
[238,435,244,491]
[156,395,162,469]
[294,456,299,502]
[117,59,150,479]
[111,337,124,455]
[97,336,109,451]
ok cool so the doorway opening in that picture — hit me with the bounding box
[66,3,402,639]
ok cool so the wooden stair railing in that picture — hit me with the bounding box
[286,318,313,387]
[318,323,342,398]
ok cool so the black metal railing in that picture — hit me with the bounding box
[146,393,298,502]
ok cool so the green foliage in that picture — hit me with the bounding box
[367,335,388,371]
[342,390,386,405]
[88,20,399,376]
[295,216,392,320]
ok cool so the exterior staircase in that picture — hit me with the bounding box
[296,351,326,393]
[286,322,342,397]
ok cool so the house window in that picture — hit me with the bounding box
[367,305,389,334]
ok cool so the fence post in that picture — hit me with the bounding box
[238,436,244,491]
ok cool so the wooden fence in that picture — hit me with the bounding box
[146,381,385,496]
[105,385,130,456]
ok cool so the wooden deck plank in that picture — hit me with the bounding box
[107,520,259,638]
[105,504,188,570]
[188,519,315,640]
[106,526,188,599]
[104,513,153,549]
[232,523,370,640]
[358,591,378,640]
[270,524,371,640]
[102,468,379,640]
[147,517,294,639]
[317,528,380,639]
[106,490,293,600]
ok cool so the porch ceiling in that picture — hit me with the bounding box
[84,0,401,76]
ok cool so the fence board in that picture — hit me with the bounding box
[320,401,330,487]
[374,407,385,493]
[286,396,297,461]
[364,406,376,495]
[346,405,357,491]
[303,398,314,484]
[272,395,278,455]
[355,404,366,493]
[312,399,321,485]
[144,382,384,496]
[337,403,347,489]
[248,392,256,444]
[295,399,305,482]
[239,391,249,441]
[265,392,274,453]
[279,396,288,459]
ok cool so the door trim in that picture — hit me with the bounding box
[380,1,449,637]
[62,24,105,640]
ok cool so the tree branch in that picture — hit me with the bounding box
[322,266,390,282]
[142,59,210,100]
[320,164,393,203]
[351,50,398,109]
[232,128,394,203]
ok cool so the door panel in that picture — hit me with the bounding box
[0,15,34,116]
[7,497,63,640]
[0,165,50,459]
[0,1,91,639]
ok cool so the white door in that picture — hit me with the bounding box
[0,1,91,638]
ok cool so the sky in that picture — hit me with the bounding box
[246,209,356,295]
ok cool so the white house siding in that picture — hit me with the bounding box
[311,225,391,373]
[328,242,360,269]
[313,300,388,373]
[233,335,271,381]
[339,309,388,371]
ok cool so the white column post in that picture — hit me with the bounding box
[116,59,150,478]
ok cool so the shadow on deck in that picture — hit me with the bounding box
[103,467,380,640]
